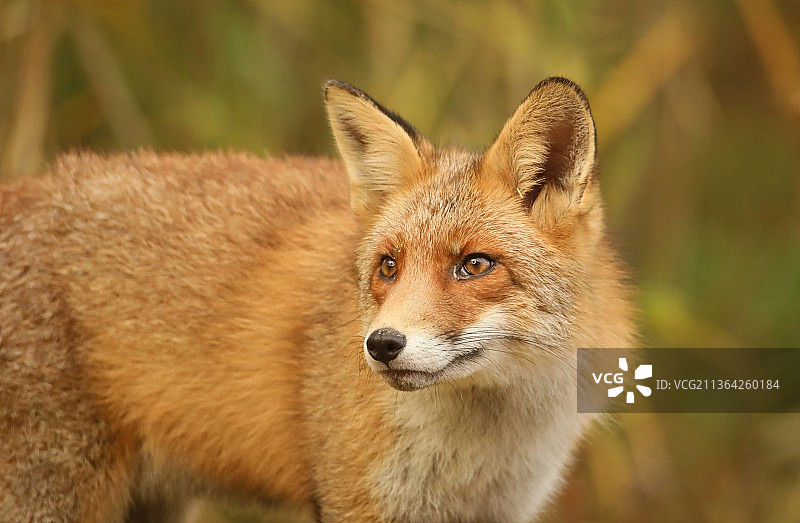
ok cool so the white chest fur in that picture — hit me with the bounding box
[370,382,591,522]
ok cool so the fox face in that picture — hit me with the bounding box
[326,78,601,391]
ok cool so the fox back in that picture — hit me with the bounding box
[0,78,634,522]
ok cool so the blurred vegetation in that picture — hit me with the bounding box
[1,0,799,521]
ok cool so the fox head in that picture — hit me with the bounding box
[325,78,606,392]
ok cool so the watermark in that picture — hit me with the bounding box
[577,348,800,413]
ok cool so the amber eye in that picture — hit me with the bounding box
[455,254,495,279]
[378,255,397,280]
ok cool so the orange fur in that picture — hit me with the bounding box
[0,78,635,522]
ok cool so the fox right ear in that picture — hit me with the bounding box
[483,77,598,227]
[325,80,429,221]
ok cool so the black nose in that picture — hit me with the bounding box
[366,328,406,364]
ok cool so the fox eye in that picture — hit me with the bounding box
[455,254,495,279]
[378,255,397,280]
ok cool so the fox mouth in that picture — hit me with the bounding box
[379,369,439,391]
[378,349,483,391]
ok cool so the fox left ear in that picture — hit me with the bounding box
[484,77,598,226]
[324,80,430,221]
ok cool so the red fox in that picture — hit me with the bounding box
[0,77,634,522]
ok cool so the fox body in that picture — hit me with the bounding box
[0,78,634,522]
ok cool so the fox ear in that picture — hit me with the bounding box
[324,80,428,220]
[484,77,597,226]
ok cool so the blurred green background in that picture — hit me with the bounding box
[1,0,799,521]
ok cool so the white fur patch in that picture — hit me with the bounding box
[370,367,590,521]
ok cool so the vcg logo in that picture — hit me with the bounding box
[592,357,653,404]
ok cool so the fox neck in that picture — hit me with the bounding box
[373,363,586,520]
[390,360,577,426]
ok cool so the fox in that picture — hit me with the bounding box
[0,77,634,522]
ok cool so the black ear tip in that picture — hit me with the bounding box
[534,76,591,109]
[323,79,365,101]
[323,79,343,100]
[324,79,346,92]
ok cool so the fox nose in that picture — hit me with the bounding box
[366,328,406,364]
